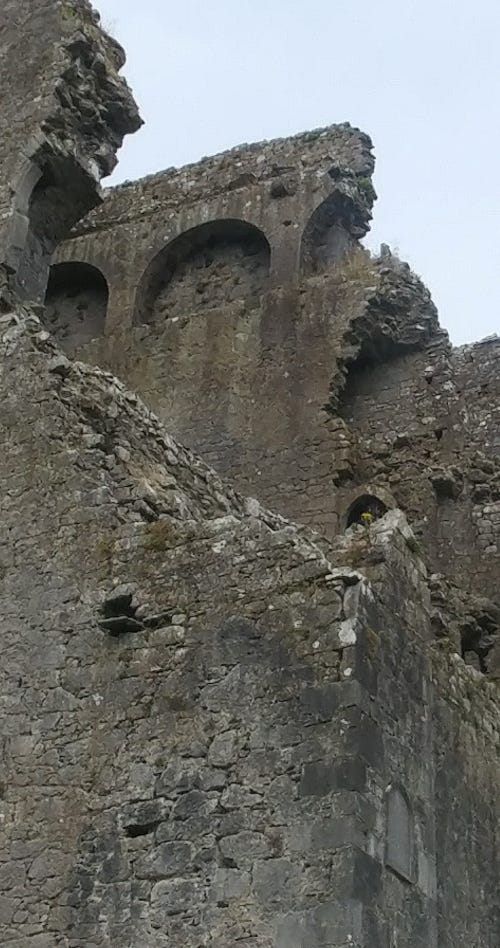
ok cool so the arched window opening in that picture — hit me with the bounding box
[300,194,362,275]
[386,786,414,883]
[44,262,109,354]
[346,494,388,529]
[135,219,271,324]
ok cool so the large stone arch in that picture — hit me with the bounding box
[44,261,109,354]
[134,219,271,325]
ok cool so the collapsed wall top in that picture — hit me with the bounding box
[0,0,142,305]
[70,122,376,239]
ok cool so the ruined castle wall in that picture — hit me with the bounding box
[330,515,439,948]
[54,124,373,332]
[0,313,442,947]
[0,0,140,304]
[49,126,376,541]
[0,313,349,946]
[452,338,500,568]
[55,154,498,635]
[337,334,500,626]
[0,309,496,947]
[0,0,61,277]
[333,518,500,947]
[337,319,500,937]
[1,1,498,941]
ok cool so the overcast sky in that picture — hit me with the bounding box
[97,0,500,345]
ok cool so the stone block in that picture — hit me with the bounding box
[135,841,194,880]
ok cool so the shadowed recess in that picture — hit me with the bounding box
[300,193,364,275]
[44,261,109,353]
[346,494,388,528]
[134,219,271,324]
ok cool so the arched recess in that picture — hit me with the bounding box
[12,153,100,303]
[135,219,271,325]
[385,785,415,882]
[343,487,395,530]
[300,193,363,275]
[44,262,109,354]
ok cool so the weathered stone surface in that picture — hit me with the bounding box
[0,309,497,946]
[0,0,498,945]
[0,0,141,305]
[51,129,499,678]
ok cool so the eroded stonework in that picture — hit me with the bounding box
[0,0,141,305]
[0,2,498,947]
[54,128,500,676]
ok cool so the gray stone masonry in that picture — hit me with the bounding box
[53,136,499,679]
[0,0,498,945]
[0,309,498,946]
[0,0,141,305]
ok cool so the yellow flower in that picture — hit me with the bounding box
[360,511,373,525]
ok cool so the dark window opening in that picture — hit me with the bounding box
[346,494,388,528]
[98,591,144,636]
[124,821,159,838]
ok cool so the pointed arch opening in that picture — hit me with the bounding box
[135,219,271,325]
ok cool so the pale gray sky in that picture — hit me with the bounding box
[98,0,500,345]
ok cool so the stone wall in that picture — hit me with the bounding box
[2,311,498,946]
[0,312,436,946]
[46,134,392,544]
[53,123,375,333]
[0,0,140,306]
[433,652,500,946]
[0,2,498,942]
[53,150,499,671]
[337,325,500,672]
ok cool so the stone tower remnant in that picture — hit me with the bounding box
[0,0,141,305]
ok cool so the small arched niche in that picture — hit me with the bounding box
[135,219,271,325]
[300,194,359,275]
[44,262,109,354]
[385,785,415,883]
[346,493,388,529]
